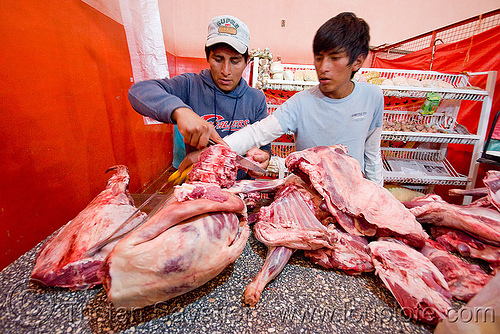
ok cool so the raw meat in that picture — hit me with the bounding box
[239,192,264,210]
[484,170,500,210]
[247,179,373,305]
[253,184,334,250]
[409,195,500,246]
[283,174,332,223]
[405,192,493,208]
[244,182,333,306]
[470,196,496,208]
[99,187,249,309]
[430,226,500,274]
[188,144,239,188]
[173,181,229,202]
[227,178,287,210]
[286,145,428,247]
[420,239,492,301]
[335,211,366,236]
[448,187,489,198]
[304,226,374,274]
[434,272,500,334]
[31,165,146,289]
[282,175,357,233]
[243,246,294,306]
[368,239,452,324]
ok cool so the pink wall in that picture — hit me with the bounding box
[159,0,500,64]
[0,0,173,269]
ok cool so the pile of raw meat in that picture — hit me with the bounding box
[30,144,499,326]
[31,145,250,308]
[239,146,498,325]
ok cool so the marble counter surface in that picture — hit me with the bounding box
[0,230,437,334]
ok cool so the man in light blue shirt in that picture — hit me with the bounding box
[224,12,384,184]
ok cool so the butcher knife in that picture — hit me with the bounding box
[207,139,267,174]
[235,153,266,174]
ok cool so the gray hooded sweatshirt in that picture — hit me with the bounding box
[128,69,269,151]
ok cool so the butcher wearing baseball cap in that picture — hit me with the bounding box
[128,13,271,179]
[205,15,250,55]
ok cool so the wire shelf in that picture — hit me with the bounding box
[382,147,444,160]
[359,68,488,101]
[264,80,317,91]
[382,110,479,144]
[381,132,479,144]
[382,148,468,185]
[381,87,487,101]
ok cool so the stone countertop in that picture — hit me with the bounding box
[0,230,439,334]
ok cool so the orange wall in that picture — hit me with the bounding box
[0,0,173,269]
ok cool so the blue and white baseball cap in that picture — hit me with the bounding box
[206,15,250,54]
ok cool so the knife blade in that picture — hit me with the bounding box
[235,154,267,174]
[207,139,266,174]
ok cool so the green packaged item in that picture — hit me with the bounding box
[419,92,442,115]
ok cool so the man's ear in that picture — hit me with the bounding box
[352,54,366,71]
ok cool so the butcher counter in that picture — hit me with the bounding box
[1,176,460,334]
[1,230,445,334]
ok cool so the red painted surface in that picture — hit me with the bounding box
[0,0,173,269]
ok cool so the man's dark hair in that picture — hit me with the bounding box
[205,43,249,62]
[313,12,370,66]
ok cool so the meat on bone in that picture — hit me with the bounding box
[286,145,428,247]
[420,239,492,301]
[430,226,500,274]
[484,170,500,211]
[31,165,146,289]
[277,175,329,222]
[188,144,253,188]
[253,184,334,250]
[405,192,493,209]
[408,194,500,247]
[99,184,249,309]
[368,239,452,324]
[243,246,294,306]
[173,181,229,202]
[468,195,495,208]
[402,194,445,209]
[247,179,374,305]
[333,211,366,236]
[304,226,374,274]
[287,167,370,237]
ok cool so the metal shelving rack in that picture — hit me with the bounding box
[358,68,496,197]
[250,58,496,201]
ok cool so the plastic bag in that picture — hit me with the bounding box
[420,92,442,115]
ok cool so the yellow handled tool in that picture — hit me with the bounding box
[167,165,193,185]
